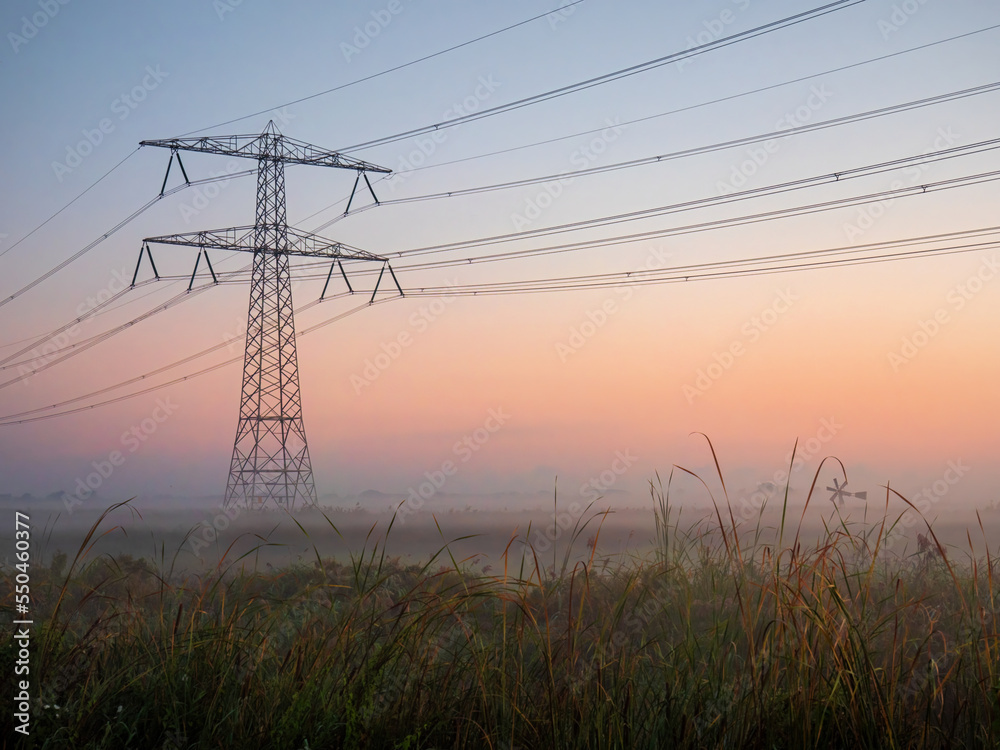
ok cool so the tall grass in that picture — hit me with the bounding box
[3,455,999,749]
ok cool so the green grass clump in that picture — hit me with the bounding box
[3,453,1000,749]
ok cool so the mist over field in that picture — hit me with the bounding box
[6,457,998,574]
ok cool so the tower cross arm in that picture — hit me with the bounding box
[144,225,386,261]
[140,132,391,173]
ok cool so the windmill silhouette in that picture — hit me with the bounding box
[828,478,867,506]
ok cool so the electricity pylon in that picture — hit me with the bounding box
[136,121,398,510]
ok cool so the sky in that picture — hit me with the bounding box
[1,0,999,520]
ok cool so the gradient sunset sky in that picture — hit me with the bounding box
[1,0,998,514]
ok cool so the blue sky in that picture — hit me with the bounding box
[1,0,999,516]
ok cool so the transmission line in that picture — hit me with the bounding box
[0,149,140,262]
[394,171,1000,272]
[0,276,233,389]
[0,168,255,312]
[391,22,994,174]
[0,298,381,426]
[301,24,1000,230]
[180,1,589,136]
[275,226,1000,291]
[358,82,1000,208]
[0,293,352,422]
[337,1,862,152]
[398,234,1000,296]
[385,140,1000,259]
[6,225,999,425]
[0,270,230,353]
[287,147,1000,280]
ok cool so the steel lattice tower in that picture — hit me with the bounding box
[136,122,394,510]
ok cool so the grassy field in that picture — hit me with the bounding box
[4,464,1000,749]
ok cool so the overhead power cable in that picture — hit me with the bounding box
[0,148,140,262]
[383,170,1000,272]
[0,281,154,371]
[8,19,994,282]
[1,196,161,312]
[302,25,1000,231]
[354,81,1000,208]
[390,22,996,176]
[0,277,230,390]
[277,227,1000,290]
[396,233,1000,296]
[6,13,999,427]
[1,222,989,426]
[0,248,274,384]
[179,1,589,136]
[0,168,255,312]
[0,298,382,426]
[280,226,1000,284]
[293,142,1000,278]
[5,226,999,425]
[386,139,1000,258]
[399,239,1000,295]
[0,272,224,353]
[0,293,348,422]
[0,280,220,369]
[337,1,862,153]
